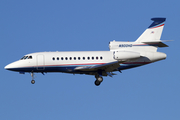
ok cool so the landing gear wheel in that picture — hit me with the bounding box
[94,80,101,86]
[94,77,103,86]
[31,80,35,84]
[97,77,103,82]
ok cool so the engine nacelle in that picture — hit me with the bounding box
[109,40,134,50]
[114,51,140,60]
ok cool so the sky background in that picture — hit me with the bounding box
[0,0,180,120]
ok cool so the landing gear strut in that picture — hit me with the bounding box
[31,72,35,84]
[94,76,103,86]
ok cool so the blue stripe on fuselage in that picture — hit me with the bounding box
[7,63,149,73]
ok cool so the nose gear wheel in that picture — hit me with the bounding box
[31,72,35,84]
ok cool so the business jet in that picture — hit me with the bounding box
[5,18,169,86]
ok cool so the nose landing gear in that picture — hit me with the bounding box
[31,72,35,84]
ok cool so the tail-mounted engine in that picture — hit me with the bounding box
[113,51,140,61]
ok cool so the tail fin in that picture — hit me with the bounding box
[135,18,166,43]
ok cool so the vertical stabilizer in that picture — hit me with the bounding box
[135,18,166,43]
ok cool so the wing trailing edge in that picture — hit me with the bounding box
[74,61,120,72]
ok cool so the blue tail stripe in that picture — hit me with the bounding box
[148,18,166,28]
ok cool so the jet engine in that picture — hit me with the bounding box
[113,51,140,60]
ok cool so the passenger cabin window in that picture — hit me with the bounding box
[52,56,103,61]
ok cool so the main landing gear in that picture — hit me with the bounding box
[94,76,103,86]
[31,72,35,84]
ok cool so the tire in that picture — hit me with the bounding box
[94,80,101,86]
[31,80,35,84]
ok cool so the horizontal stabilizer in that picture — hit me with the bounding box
[143,42,168,47]
[143,40,172,47]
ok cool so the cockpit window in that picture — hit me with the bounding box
[20,55,33,60]
[28,56,32,59]
[20,56,26,60]
[24,56,28,59]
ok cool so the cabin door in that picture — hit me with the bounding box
[37,54,45,70]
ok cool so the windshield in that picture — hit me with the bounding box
[20,55,33,60]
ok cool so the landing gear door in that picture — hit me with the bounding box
[37,54,45,70]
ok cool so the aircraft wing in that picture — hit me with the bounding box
[74,61,120,72]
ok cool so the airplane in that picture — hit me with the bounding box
[5,18,170,86]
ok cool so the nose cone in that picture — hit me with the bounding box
[5,63,15,71]
[4,61,21,71]
[4,64,10,70]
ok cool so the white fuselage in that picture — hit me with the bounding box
[5,51,114,73]
[5,50,166,75]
